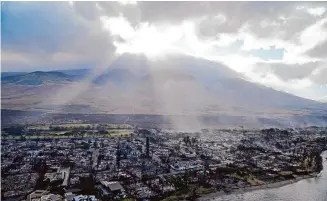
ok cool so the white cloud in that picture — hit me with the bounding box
[307,7,326,16]
[299,18,327,50]
[3,2,327,101]
[100,16,200,59]
[100,15,135,40]
[68,1,74,7]
[118,0,137,6]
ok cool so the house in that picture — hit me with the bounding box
[100,181,124,193]
[27,190,48,201]
[99,181,126,200]
[72,195,97,201]
[40,194,63,201]
[26,190,63,201]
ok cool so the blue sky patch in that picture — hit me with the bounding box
[1,2,84,53]
[250,47,285,60]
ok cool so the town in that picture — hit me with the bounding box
[1,124,327,201]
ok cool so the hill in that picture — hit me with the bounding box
[1,71,73,85]
[1,72,27,78]
[1,54,326,123]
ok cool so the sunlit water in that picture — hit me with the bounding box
[211,151,327,201]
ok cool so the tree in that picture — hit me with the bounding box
[20,135,26,141]
[82,142,90,150]
[190,185,199,200]
[3,126,25,135]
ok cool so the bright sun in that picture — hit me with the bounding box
[100,15,190,59]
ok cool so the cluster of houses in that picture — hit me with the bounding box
[1,126,327,201]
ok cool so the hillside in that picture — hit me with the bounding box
[1,71,73,85]
[1,54,326,119]
[1,72,27,78]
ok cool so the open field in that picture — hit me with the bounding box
[4,131,132,140]
[27,123,133,130]
[2,123,134,140]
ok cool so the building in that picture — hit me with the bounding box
[71,195,97,201]
[26,190,63,201]
[146,137,150,157]
[27,190,48,201]
[40,194,63,201]
[99,181,126,200]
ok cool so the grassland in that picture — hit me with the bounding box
[27,123,133,130]
[5,132,131,140]
[3,123,133,140]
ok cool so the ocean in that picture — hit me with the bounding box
[209,151,327,201]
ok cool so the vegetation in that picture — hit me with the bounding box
[2,123,133,140]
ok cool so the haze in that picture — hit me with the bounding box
[1,1,327,130]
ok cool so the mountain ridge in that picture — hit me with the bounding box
[1,71,73,85]
[1,54,326,117]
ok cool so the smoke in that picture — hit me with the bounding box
[139,59,212,131]
[2,2,327,128]
[22,53,119,123]
[4,52,327,129]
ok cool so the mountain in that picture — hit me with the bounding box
[1,71,73,85]
[1,53,326,120]
[107,53,150,76]
[206,77,322,109]
[92,68,138,87]
[131,54,322,111]
[1,72,27,78]
[53,69,91,78]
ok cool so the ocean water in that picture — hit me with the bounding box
[211,151,327,201]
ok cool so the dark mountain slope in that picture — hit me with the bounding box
[1,71,73,85]
[1,53,326,116]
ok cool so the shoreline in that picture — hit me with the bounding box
[197,174,316,201]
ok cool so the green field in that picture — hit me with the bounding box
[27,125,51,130]
[3,123,134,140]
[27,123,133,130]
[5,131,132,140]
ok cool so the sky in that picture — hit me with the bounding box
[1,1,327,102]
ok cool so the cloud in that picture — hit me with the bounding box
[310,67,327,85]
[1,2,116,71]
[2,28,115,65]
[120,2,327,43]
[2,1,327,101]
[306,40,327,58]
[307,7,326,16]
[254,61,323,81]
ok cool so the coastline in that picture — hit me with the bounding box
[198,149,327,201]
[197,174,316,201]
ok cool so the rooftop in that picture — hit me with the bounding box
[100,181,123,191]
